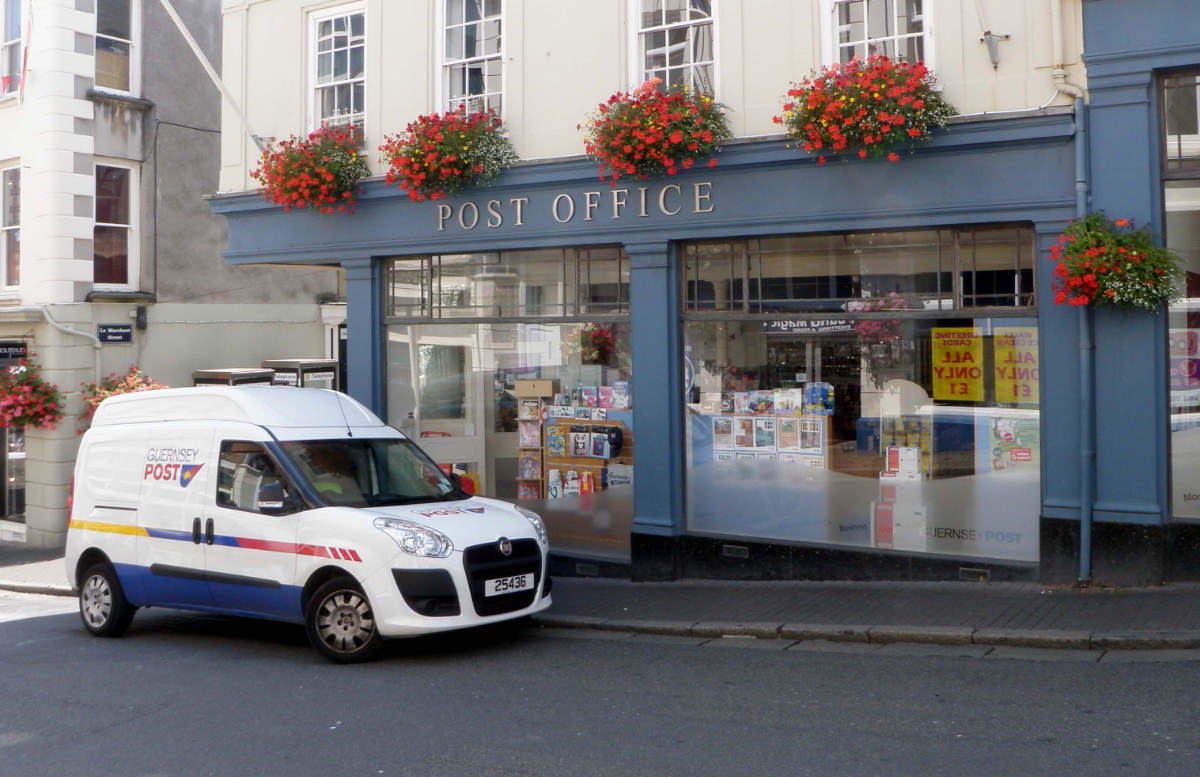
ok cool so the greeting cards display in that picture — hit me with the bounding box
[518,451,542,479]
[711,416,734,450]
[518,420,541,448]
[546,424,567,457]
[518,398,542,420]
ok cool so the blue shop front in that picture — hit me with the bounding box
[216,110,1094,582]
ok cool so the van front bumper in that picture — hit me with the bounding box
[360,540,551,637]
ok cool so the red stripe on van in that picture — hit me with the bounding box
[348,549,362,562]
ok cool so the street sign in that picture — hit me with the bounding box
[98,324,133,344]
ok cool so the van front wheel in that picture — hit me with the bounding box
[79,563,135,637]
[306,578,383,663]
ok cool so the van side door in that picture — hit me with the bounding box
[135,422,215,608]
[203,430,302,620]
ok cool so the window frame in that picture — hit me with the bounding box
[680,225,1037,318]
[0,164,17,289]
[1,0,23,100]
[308,3,367,135]
[1160,68,1200,180]
[627,0,718,97]
[93,0,141,97]
[819,0,934,71]
[437,0,504,117]
[92,160,139,291]
[384,246,631,322]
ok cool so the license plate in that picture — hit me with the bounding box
[484,573,534,597]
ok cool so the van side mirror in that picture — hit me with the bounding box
[258,481,293,514]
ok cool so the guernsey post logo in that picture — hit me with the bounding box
[144,447,202,487]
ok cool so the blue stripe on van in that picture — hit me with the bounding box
[113,562,304,623]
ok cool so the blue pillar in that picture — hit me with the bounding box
[625,240,684,580]
[342,257,386,418]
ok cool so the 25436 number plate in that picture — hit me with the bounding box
[484,573,534,597]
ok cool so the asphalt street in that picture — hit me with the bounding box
[1,592,1198,777]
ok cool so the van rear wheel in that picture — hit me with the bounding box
[306,578,383,663]
[79,563,135,637]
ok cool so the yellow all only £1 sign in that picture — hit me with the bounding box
[932,327,984,401]
[994,327,1040,406]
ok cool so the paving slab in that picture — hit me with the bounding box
[779,623,871,643]
[972,628,1093,650]
[1089,631,1200,650]
[868,625,975,645]
[689,621,781,639]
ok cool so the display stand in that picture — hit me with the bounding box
[542,415,634,498]
[514,380,557,500]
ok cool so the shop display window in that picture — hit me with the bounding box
[1164,69,1200,520]
[683,228,1040,563]
[384,247,633,562]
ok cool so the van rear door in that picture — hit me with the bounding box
[135,422,215,608]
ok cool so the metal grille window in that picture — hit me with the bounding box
[1,0,21,96]
[94,164,133,286]
[1,167,17,287]
[314,8,365,133]
[636,0,714,95]
[683,226,1035,314]
[96,0,133,93]
[1162,69,1200,178]
[832,0,925,64]
[443,0,502,114]
[386,247,629,320]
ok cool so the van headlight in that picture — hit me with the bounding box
[516,506,547,544]
[373,517,453,558]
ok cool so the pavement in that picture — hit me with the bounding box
[8,541,1200,651]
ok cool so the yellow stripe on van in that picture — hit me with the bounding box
[68,519,148,537]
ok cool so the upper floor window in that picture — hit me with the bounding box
[443,0,502,113]
[1,0,21,97]
[1,166,17,287]
[1163,69,1200,178]
[96,0,136,93]
[830,0,926,65]
[634,0,714,95]
[94,163,136,288]
[312,6,365,133]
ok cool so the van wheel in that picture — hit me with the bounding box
[306,578,383,663]
[79,563,135,637]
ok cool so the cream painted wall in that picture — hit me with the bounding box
[220,0,1087,192]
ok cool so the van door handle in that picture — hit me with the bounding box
[205,518,214,546]
[192,517,202,544]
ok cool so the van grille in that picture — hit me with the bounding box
[462,539,541,616]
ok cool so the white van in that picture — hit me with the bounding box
[65,386,552,662]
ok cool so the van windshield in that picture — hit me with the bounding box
[279,438,464,508]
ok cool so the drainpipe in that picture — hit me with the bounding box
[42,305,102,388]
[1049,1,1093,584]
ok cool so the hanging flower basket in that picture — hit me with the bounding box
[580,79,732,183]
[79,367,168,432]
[1050,212,1184,310]
[0,356,65,430]
[250,124,370,213]
[562,323,616,365]
[379,109,518,202]
[774,55,955,164]
[845,292,912,346]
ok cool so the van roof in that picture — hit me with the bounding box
[90,386,388,429]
